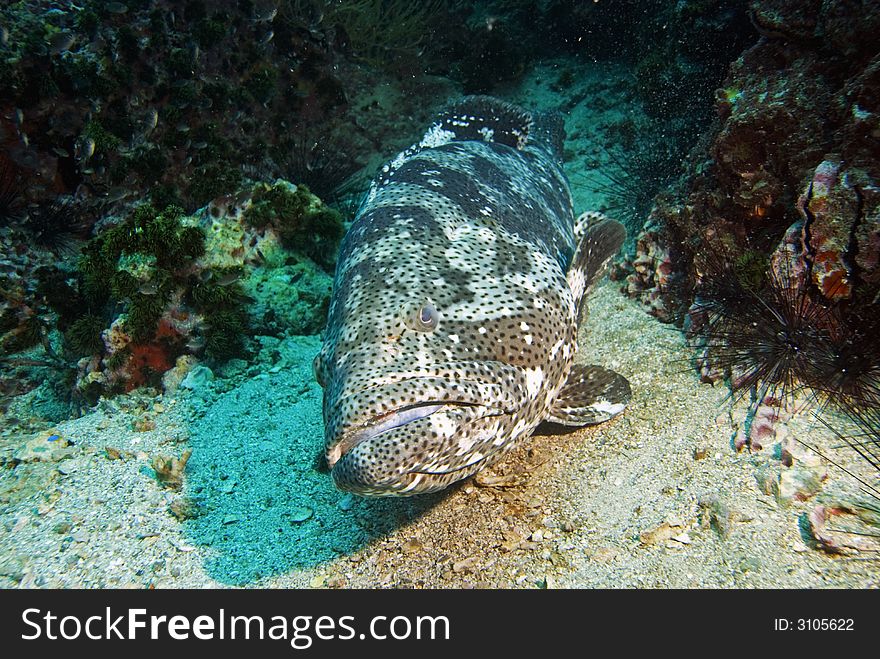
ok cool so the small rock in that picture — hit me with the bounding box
[171,540,196,553]
[0,555,25,583]
[162,355,199,394]
[338,494,355,511]
[401,539,423,554]
[474,471,523,488]
[180,365,214,390]
[590,547,618,563]
[737,557,762,574]
[14,431,73,463]
[754,467,779,497]
[452,557,478,573]
[778,465,826,503]
[326,575,346,589]
[693,447,709,460]
[168,497,204,520]
[222,514,240,525]
[132,418,156,432]
[666,515,685,528]
[698,496,734,538]
[639,523,676,546]
[672,532,691,545]
[290,507,313,523]
[541,516,558,529]
[53,522,72,534]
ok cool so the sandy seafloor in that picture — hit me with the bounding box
[1,60,878,589]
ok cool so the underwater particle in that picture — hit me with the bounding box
[152,449,192,490]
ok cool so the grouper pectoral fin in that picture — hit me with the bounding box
[546,364,632,426]
[567,212,626,310]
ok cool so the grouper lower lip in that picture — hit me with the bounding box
[326,401,480,469]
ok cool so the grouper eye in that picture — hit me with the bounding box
[410,303,439,332]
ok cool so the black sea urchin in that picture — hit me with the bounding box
[276,125,363,204]
[811,306,880,415]
[24,196,90,254]
[691,243,880,488]
[0,156,25,225]
[688,251,835,405]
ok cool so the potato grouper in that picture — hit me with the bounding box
[314,96,631,496]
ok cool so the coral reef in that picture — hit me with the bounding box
[621,2,880,381]
[242,181,343,270]
[605,1,880,499]
[0,0,457,417]
[1,177,339,415]
[0,0,450,221]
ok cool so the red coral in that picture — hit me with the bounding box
[122,320,183,391]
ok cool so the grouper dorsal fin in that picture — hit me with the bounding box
[567,212,626,312]
[420,96,565,158]
[547,364,632,426]
[429,95,535,150]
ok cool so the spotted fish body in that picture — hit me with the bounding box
[316,96,631,496]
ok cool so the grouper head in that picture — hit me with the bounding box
[315,279,557,496]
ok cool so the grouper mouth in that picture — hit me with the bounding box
[326,401,479,469]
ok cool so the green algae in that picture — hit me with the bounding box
[243,182,344,270]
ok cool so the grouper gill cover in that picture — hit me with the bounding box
[316,96,631,496]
